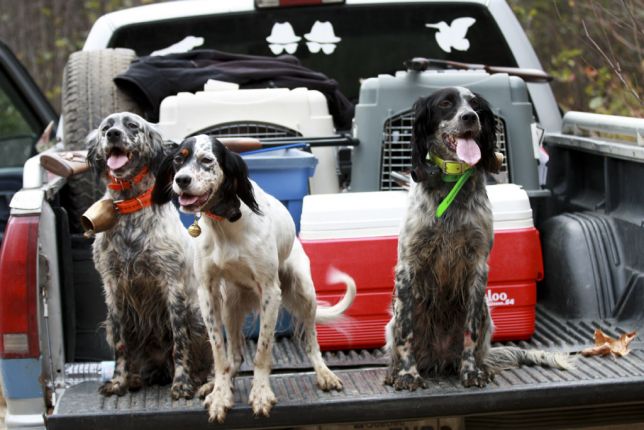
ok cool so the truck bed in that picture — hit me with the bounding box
[48,306,644,429]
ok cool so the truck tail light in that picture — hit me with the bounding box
[255,0,343,9]
[0,215,40,358]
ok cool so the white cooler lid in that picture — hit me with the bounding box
[300,184,533,240]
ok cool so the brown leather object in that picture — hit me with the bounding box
[40,150,90,178]
[218,137,262,153]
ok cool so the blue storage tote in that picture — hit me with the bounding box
[243,147,318,232]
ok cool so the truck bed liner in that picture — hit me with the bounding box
[48,306,644,429]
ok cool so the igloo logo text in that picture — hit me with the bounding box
[486,290,515,307]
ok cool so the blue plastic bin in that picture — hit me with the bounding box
[243,147,318,232]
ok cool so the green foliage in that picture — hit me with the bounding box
[508,0,642,117]
[1,1,641,118]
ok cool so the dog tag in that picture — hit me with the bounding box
[188,216,202,238]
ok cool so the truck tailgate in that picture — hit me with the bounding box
[48,306,644,429]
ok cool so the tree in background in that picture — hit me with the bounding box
[0,0,641,116]
[0,0,152,112]
[510,0,642,116]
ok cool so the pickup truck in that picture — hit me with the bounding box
[1,1,643,429]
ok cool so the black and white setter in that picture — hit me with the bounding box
[385,87,571,390]
[87,112,211,399]
[153,135,356,422]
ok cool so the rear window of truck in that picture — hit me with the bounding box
[108,3,516,103]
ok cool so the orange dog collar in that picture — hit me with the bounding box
[107,166,149,191]
[114,188,154,215]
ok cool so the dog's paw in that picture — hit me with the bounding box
[171,376,196,400]
[128,374,143,392]
[248,382,277,417]
[203,383,234,423]
[316,368,343,391]
[460,367,493,388]
[99,379,128,396]
[197,380,214,399]
[385,371,426,391]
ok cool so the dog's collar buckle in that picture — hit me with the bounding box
[113,187,154,215]
[108,166,149,191]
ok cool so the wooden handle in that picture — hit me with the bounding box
[40,150,90,178]
[218,137,262,153]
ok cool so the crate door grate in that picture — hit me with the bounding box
[198,121,302,139]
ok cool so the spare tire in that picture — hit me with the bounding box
[61,48,142,232]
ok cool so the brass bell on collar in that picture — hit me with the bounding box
[81,198,119,238]
[188,217,202,238]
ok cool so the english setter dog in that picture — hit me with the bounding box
[87,112,211,399]
[153,135,356,422]
[385,87,571,390]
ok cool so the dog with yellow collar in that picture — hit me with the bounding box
[385,87,571,391]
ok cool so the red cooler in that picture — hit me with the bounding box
[300,184,542,350]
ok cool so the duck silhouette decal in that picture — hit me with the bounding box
[425,17,476,53]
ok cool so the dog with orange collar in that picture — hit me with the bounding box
[85,112,212,399]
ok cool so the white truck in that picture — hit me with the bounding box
[0,1,643,429]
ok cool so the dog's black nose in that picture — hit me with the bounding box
[106,128,122,142]
[175,175,192,189]
[461,112,478,124]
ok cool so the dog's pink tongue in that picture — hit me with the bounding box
[456,138,481,166]
[179,195,199,206]
[107,154,129,171]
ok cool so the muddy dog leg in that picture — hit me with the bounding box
[168,283,198,399]
[385,265,425,391]
[460,266,494,388]
[222,286,245,376]
[248,279,281,417]
[100,280,133,396]
[199,275,235,423]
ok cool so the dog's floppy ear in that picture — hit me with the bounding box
[152,144,177,206]
[207,140,261,222]
[86,128,105,177]
[147,124,169,175]
[410,96,441,184]
[473,93,499,174]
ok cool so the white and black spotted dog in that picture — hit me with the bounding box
[153,135,356,422]
[385,87,571,391]
[87,112,211,399]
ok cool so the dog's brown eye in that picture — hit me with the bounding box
[201,157,214,165]
[470,99,480,109]
[174,155,184,165]
[101,125,110,133]
[439,100,452,109]
[127,122,138,130]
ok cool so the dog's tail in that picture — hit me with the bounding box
[485,346,574,371]
[315,267,357,324]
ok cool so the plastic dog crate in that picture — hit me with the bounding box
[300,184,542,350]
[157,84,338,194]
[352,70,537,193]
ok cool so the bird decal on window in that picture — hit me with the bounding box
[425,17,476,53]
